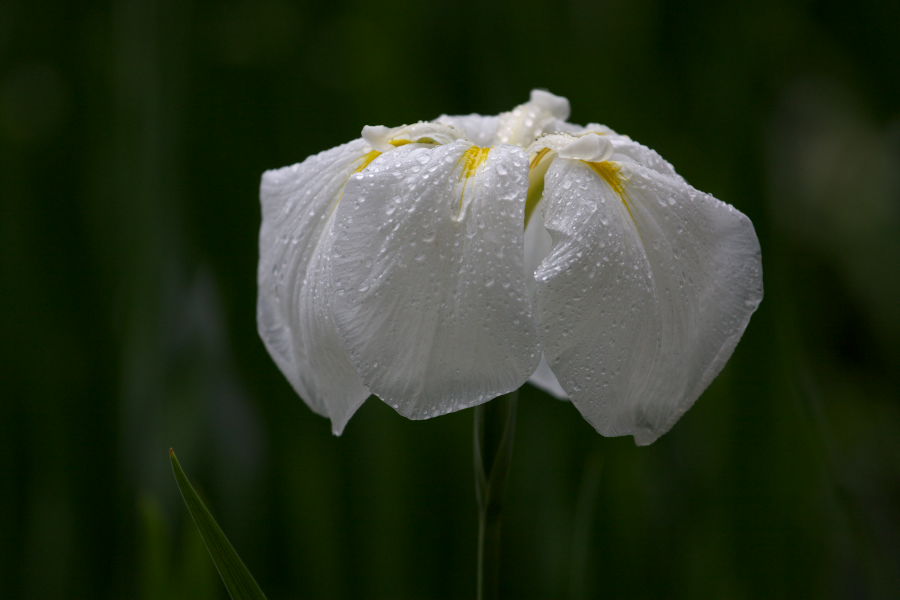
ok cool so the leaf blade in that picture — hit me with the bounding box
[169,449,269,600]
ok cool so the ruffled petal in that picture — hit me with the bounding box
[362,121,464,151]
[497,90,571,147]
[257,139,374,433]
[534,155,762,445]
[583,124,683,179]
[331,141,540,418]
[434,114,500,147]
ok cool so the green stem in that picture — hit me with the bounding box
[474,391,518,600]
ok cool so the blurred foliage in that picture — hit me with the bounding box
[1,0,898,598]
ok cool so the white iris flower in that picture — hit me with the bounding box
[258,90,762,445]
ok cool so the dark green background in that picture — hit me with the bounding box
[2,0,898,598]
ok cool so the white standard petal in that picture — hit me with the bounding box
[534,156,762,445]
[434,113,500,147]
[496,89,571,147]
[258,139,376,434]
[330,141,540,419]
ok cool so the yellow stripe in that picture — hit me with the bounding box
[530,147,550,169]
[585,160,632,219]
[390,137,438,147]
[354,150,382,173]
[453,146,491,217]
[525,148,553,227]
[461,146,491,178]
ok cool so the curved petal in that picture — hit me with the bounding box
[523,194,568,400]
[534,156,762,445]
[258,139,374,433]
[434,114,499,147]
[544,119,585,136]
[524,197,553,291]
[584,123,683,179]
[362,121,464,151]
[331,141,540,418]
[496,89,571,147]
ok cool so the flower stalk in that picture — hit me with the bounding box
[474,391,518,600]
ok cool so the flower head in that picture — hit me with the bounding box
[258,90,762,444]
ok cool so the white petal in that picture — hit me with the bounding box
[528,132,614,162]
[585,124,682,179]
[258,139,374,433]
[523,172,567,402]
[331,141,540,418]
[544,119,585,136]
[530,89,571,118]
[434,114,499,146]
[535,156,762,445]
[528,355,568,399]
[545,122,684,180]
[524,198,553,292]
[362,121,463,151]
[497,89,572,146]
[557,133,614,162]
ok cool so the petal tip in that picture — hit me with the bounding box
[530,89,570,121]
[361,125,392,151]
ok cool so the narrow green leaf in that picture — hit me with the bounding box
[169,449,269,600]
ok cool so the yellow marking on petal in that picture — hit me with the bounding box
[461,146,491,179]
[390,137,438,147]
[586,160,625,194]
[585,160,633,219]
[452,146,491,218]
[355,150,382,173]
[525,148,554,227]
[530,147,551,169]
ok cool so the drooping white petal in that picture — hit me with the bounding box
[434,114,500,147]
[524,200,568,400]
[330,141,540,418]
[534,156,762,445]
[258,139,376,433]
